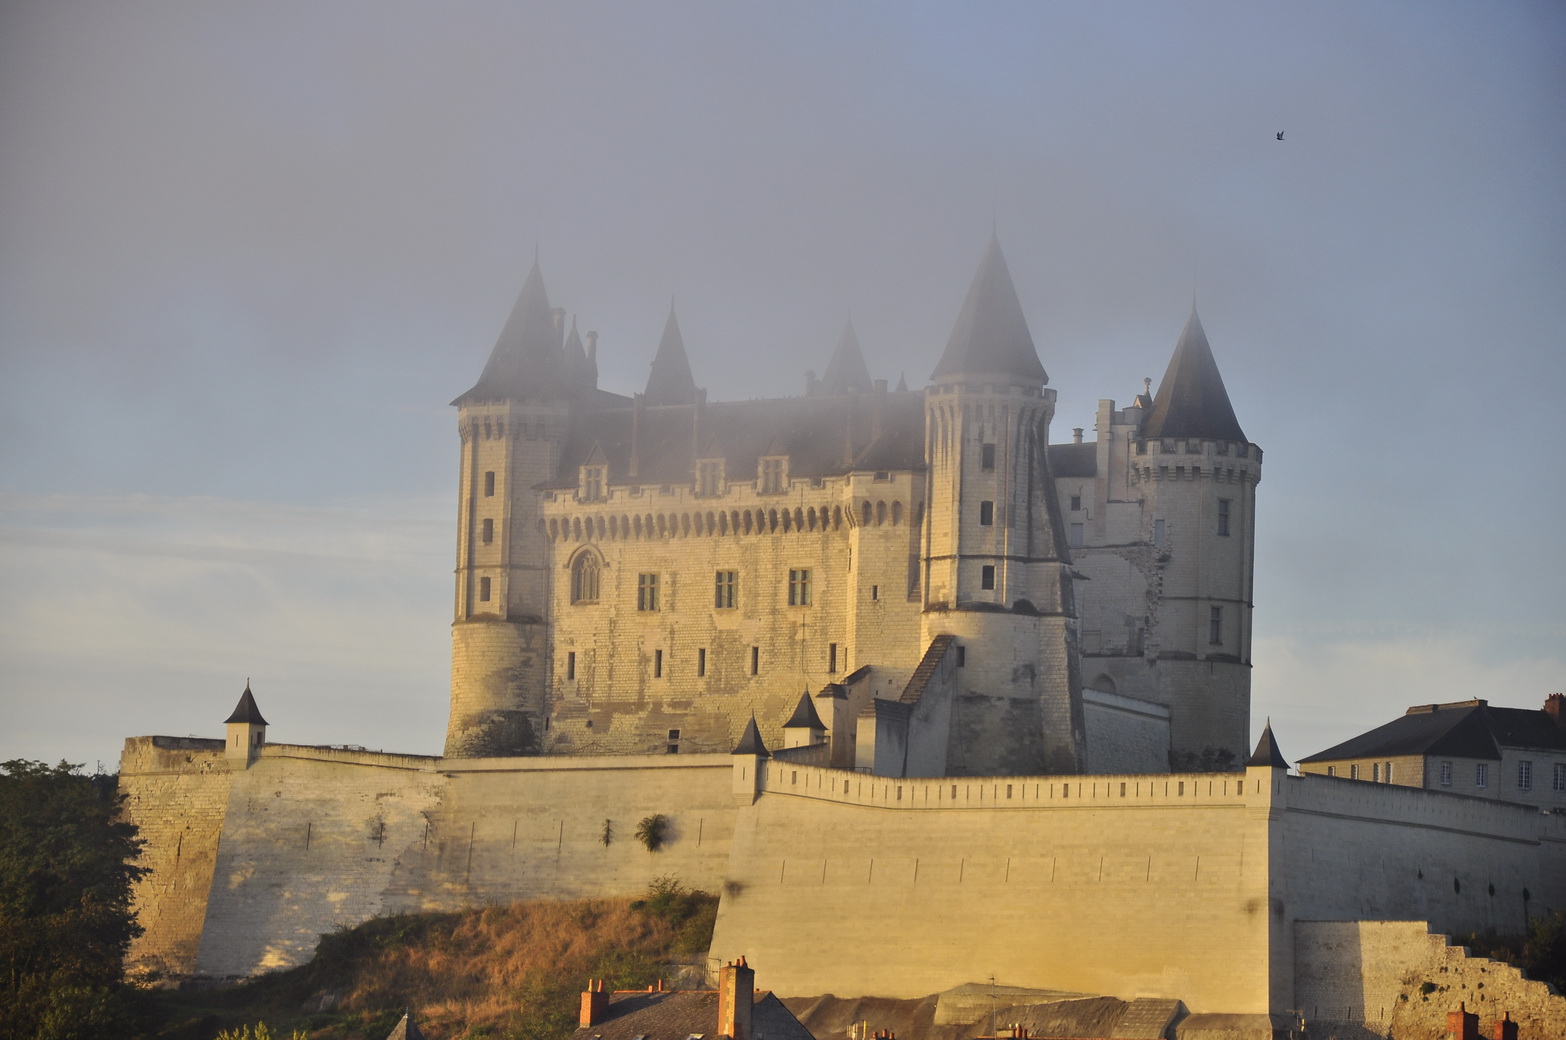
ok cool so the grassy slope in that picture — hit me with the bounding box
[146,882,717,1040]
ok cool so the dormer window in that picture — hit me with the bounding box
[581,465,605,502]
[697,459,724,497]
[760,457,786,494]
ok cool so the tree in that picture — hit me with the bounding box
[0,760,146,1040]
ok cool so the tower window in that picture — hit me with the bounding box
[750,646,760,675]
[714,570,737,609]
[829,643,839,672]
[636,573,659,611]
[981,443,995,470]
[1153,518,1165,547]
[788,568,812,606]
[981,565,995,590]
[1217,499,1231,536]
[478,577,491,602]
[484,471,495,497]
[1209,606,1223,645]
[871,584,879,601]
[979,501,994,526]
[654,649,663,678]
[571,553,600,604]
[955,645,966,667]
[566,651,576,681]
[482,518,494,544]
[697,648,707,677]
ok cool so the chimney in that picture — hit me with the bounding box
[1073,427,1084,444]
[1447,1002,1478,1040]
[1492,1012,1517,1040]
[1545,693,1564,730]
[579,978,609,1027]
[717,957,755,1040]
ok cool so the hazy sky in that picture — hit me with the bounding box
[2,2,1562,772]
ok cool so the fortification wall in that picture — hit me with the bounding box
[710,762,1275,1012]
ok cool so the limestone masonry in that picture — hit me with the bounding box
[120,238,1565,1038]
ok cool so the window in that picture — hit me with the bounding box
[1554,763,1565,793]
[1070,494,1081,512]
[1326,765,1336,777]
[760,458,784,494]
[571,554,600,603]
[697,460,722,497]
[484,471,495,497]
[981,565,995,590]
[1518,760,1533,792]
[1372,762,1380,783]
[788,568,811,606]
[1070,523,1084,548]
[582,466,604,502]
[750,646,759,675]
[654,649,663,678]
[979,501,994,526]
[1217,499,1231,537]
[566,651,576,681]
[1350,764,1360,780]
[1385,761,1393,783]
[714,570,737,609]
[871,584,879,601]
[479,576,491,602]
[697,648,707,677]
[1440,761,1452,786]
[1475,763,1488,788]
[829,643,839,672]
[1209,606,1223,646]
[637,573,659,611]
[482,518,493,544]
[955,645,966,668]
[981,443,996,470]
[1153,518,1165,547]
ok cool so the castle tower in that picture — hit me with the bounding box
[1134,306,1261,766]
[921,235,1085,774]
[224,681,267,765]
[445,259,579,757]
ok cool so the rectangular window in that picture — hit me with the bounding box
[1209,606,1223,646]
[1385,761,1393,783]
[1070,522,1084,548]
[697,460,722,497]
[482,518,493,544]
[697,648,707,677]
[1440,761,1452,786]
[871,584,879,601]
[1326,765,1336,777]
[979,501,994,526]
[1217,499,1231,536]
[714,570,737,609]
[566,651,576,681]
[750,646,759,675]
[582,466,604,502]
[484,471,495,497]
[1153,518,1165,547]
[955,645,966,668]
[788,568,812,606]
[667,743,679,754]
[981,565,995,590]
[1553,763,1565,792]
[760,458,784,494]
[1518,760,1533,791]
[637,573,659,611]
[981,443,996,470]
[828,643,838,672]
[1476,763,1488,788]
[1350,763,1360,780]
[479,576,491,602]
[654,649,663,678]
[1070,494,1082,512]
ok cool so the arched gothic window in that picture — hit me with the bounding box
[571,552,601,604]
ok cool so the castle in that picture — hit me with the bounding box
[446,235,1257,777]
[118,238,1566,1038]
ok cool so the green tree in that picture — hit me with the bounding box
[0,760,146,1040]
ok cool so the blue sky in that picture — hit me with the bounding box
[2,1,1562,771]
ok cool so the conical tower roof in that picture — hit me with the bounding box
[563,316,593,390]
[1247,719,1289,769]
[1141,308,1247,442]
[644,310,699,406]
[931,234,1047,383]
[731,715,770,757]
[224,682,267,726]
[783,691,826,731]
[455,260,566,404]
[819,322,873,394]
[384,1011,427,1040]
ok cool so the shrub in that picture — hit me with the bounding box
[635,815,669,852]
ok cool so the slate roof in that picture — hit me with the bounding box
[644,311,699,406]
[1299,699,1566,763]
[931,234,1048,384]
[818,322,873,395]
[456,260,567,404]
[571,989,814,1040]
[1048,442,1097,478]
[224,683,267,726]
[1246,720,1288,768]
[732,716,770,757]
[783,691,826,731]
[1140,308,1247,443]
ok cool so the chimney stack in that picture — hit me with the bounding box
[1491,1012,1517,1040]
[717,957,755,1040]
[579,979,609,1028]
[1073,427,1084,444]
[1545,693,1564,730]
[1447,1002,1478,1040]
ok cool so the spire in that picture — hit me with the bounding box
[819,321,873,394]
[895,371,908,392]
[783,691,826,731]
[731,715,770,757]
[643,309,699,406]
[455,259,566,404]
[384,1011,427,1040]
[1140,307,1247,442]
[1247,719,1289,769]
[564,316,593,392]
[931,234,1047,384]
[224,681,267,726]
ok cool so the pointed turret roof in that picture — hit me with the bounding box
[644,310,699,406]
[895,372,908,392]
[1140,308,1246,442]
[564,316,594,391]
[783,691,826,731]
[455,260,566,404]
[384,1011,427,1040]
[1247,719,1289,769]
[819,322,873,394]
[224,682,267,726]
[931,234,1047,383]
[731,715,770,757]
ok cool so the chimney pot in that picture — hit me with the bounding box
[1073,427,1084,444]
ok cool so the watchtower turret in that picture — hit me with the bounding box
[224,681,267,766]
[920,235,1085,774]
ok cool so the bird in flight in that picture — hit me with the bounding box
[1276,131,1285,140]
